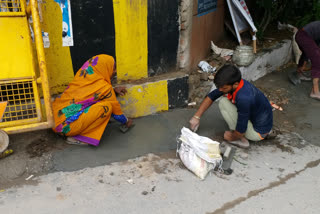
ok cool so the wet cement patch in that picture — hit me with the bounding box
[52,105,227,172]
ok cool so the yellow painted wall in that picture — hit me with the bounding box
[0,0,170,119]
[40,0,74,94]
[113,0,148,81]
[117,80,169,118]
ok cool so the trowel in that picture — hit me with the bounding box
[288,62,312,85]
[119,124,135,133]
[221,144,237,175]
[288,70,301,85]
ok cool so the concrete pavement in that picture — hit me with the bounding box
[1,66,320,213]
[1,139,319,214]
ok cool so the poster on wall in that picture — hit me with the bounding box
[197,0,218,16]
[239,0,253,20]
[229,0,254,33]
[42,31,50,48]
[226,0,257,52]
[54,0,74,46]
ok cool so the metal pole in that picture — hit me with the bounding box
[29,0,54,128]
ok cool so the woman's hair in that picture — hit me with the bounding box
[214,64,242,88]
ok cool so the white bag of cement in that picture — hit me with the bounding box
[277,22,301,64]
[177,127,223,180]
[292,31,302,64]
[178,143,214,180]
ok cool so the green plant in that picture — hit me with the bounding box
[256,0,289,38]
[296,0,320,27]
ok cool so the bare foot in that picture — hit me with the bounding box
[310,93,320,101]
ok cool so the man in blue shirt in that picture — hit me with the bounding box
[189,65,273,148]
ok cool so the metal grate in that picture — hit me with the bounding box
[0,0,21,12]
[0,79,38,122]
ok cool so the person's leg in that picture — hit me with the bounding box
[66,101,113,146]
[311,78,320,98]
[296,30,320,97]
[219,97,249,148]
[219,97,262,142]
[296,30,308,72]
[218,97,237,130]
[244,122,263,141]
[310,48,320,98]
[295,32,311,81]
[297,54,307,73]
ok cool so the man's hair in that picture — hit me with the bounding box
[214,64,242,88]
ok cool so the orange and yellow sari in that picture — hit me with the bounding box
[52,54,125,146]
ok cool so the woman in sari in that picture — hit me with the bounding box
[52,54,133,146]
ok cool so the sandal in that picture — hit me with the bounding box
[299,73,312,81]
[227,140,249,149]
[66,137,88,146]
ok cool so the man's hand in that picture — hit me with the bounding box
[297,61,307,73]
[189,116,200,132]
[297,66,304,73]
[188,97,214,132]
[114,86,127,96]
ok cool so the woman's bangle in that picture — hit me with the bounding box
[193,115,200,120]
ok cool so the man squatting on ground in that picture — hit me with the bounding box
[295,20,320,100]
[189,65,273,148]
